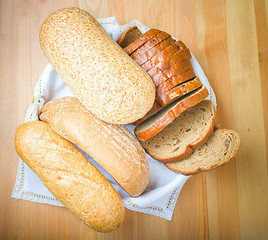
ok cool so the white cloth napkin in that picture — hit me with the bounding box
[12,17,216,220]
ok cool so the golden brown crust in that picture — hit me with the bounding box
[124,29,160,55]
[163,59,193,78]
[15,121,125,232]
[135,86,209,141]
[156,77,202,106]
[39,8,155,124]
[40,97,149,197]
[156,69,196,95]
[131,32,171,65]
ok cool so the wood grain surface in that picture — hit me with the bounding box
[1,0,267,239]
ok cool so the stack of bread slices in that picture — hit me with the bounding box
[118,27,240,175]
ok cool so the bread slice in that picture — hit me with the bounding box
[156,77,202,106]
[131,32,171,65]
[134,85,209,141]
[117,26,142,48]
[156,69,196,95]
[124,29,160,55]
[165,129,240,175]
[141,41,187,72]
[140,100,215,163]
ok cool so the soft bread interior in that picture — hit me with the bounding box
[166,129,240,174]
[141,100,215,159]
[118,26,142,48]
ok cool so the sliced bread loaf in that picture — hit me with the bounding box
[140,100,215,163]
[117,26,142,48]
[134,85,209,141]
[156,77,202,106]
[124,29,160,55]
[165,129,240,175]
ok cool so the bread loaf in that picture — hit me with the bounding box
[40,97,149,197]
[15,121,125,232]
[39,8,155,124]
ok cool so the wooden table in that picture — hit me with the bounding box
[1,0,267,239]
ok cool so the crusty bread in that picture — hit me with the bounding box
[141,41,187,72]
[148,59,192,86]
[124,29,160,55]
[156,77,202,106]
[144,37,176,61]
[15,121,125,232]
[165,129,240,175]
[134,86,209,141]
[142,46,190,72]
[40,97,149,197]
[39,8,155,124]
[131,32,171,65]
[156,69,196,95]
[141,101,215,163]
[117,26,142,48]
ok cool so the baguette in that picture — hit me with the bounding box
[15,121,125,232]
[141,100,215,163]
[134,86,209,141]
[39,8,155,124]
[40,97,149,197]
[165,130,240,175]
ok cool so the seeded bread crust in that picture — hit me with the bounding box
[140,100,215,163]
[134,86,209,141]
[156,69,196,95]
[156,77,202,106]
[124,29,161,55]
[117,26,142,48]
[165,130,240,175]
[39,8,155,124]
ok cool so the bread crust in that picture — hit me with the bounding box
[156,69,196,95]
[131,32,171,65]
[156,77,202,106]
[142,48,191,72]
[165,130,240,175]
[39,8,155,124]
[40,97,149,197]
[15,121,125,232]
[124,29,160,55]
[134,86,209,141]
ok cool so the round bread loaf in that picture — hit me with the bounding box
[39,7,155,124]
